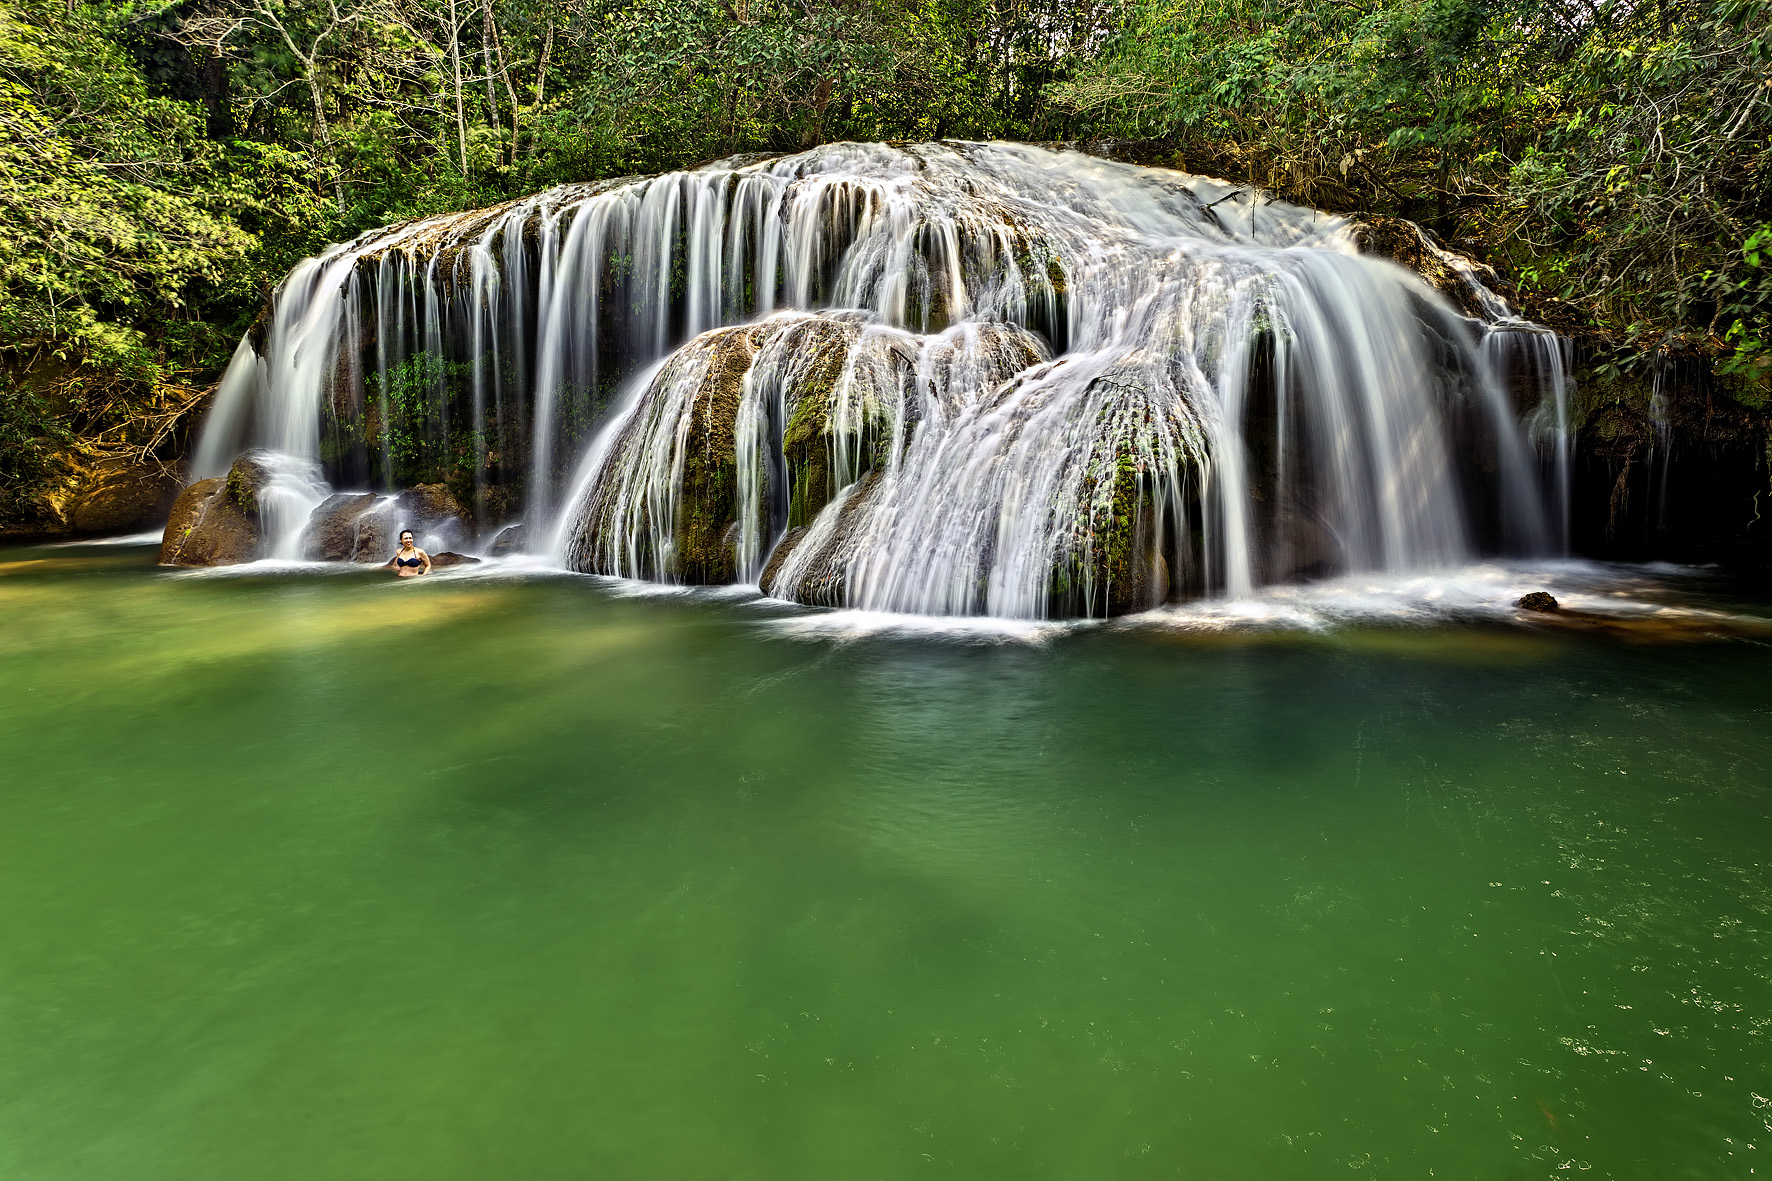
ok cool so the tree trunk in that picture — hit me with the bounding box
[489,8,521,165]
[527,18,553,157]
[481,0,500,135]
[445,0,470,174]
[307,72,347,213]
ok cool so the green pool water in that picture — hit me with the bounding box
[2,543,1770,1179]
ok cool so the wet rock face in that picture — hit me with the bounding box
[488,523,526,556]
[159,477,258,566]
[1516,591,1560,612]
[428,551,481,568]
[564,325,767,584]
[299,484,469,563]
[1347,217,1503,318]
[222,449,281,517]
[301,493,384,561]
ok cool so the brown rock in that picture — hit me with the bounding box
[1516,591,1560,613]
[428,551,481,568]
[397,483,466,526]
[300,493,384,561]
[223,449,281,516]
[1348,216,1504,319]
[159,478,259,566]
[389,484,469,554]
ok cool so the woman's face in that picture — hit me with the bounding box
[400,532,414,549]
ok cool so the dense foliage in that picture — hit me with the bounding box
[0,0,1766,528]
[1052,0,1772,384]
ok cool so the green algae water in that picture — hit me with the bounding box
[3,543,1771,1180]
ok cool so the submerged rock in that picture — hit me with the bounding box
[1516,591,1560,612]
[428,551,481,568]
[159,475,258,565]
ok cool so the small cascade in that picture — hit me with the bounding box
[1486,326,1575,551]
[192,141,1573,615]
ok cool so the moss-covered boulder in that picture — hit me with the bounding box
[777,319,912,529]
[222,449,281,516]
[564,324,766,582]
[158,476,258,565]
[759,472,885,606]
[1045,382,1196,616]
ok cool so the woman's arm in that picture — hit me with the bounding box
[420,549,433,574]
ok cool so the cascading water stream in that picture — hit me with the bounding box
[192,140,1573,616]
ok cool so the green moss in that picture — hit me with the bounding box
[781,326,857,529]
[225,463,258,515]
[1048,398,1184,617]
[671,328,759,583]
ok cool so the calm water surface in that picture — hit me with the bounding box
[2,543,1770,1179]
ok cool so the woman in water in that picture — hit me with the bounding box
[390,529,432,577]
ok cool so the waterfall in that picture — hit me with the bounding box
[191,140,1571,617]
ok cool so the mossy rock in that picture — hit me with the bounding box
[1348,216,1501,318]
[159,477,260,566]
[779,320,911,529]
[566,324,766,582]
[759,471,885,606]
[224,450,280,516]
[674,327,763,583]
[1046,380,1196,617]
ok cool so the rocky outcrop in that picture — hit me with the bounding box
[487,523,526,555]
[1347,217,1506,319]
[158,475,258,565]
[563,324,766,583]
[428,551,481,568]
[298,484,469,562]
[222,449,282,516]
[300,493,384,561]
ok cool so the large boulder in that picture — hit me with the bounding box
[564,324,766,583]
[222,449,282,516]
[761,362,1191,617]
[299,484,469,563]
[159,477,258,565]
[300,492,384,561]
[487,523,526,556]
[778,318,913,529]
[398,483,468,532]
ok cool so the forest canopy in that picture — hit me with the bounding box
[0,0,1767,524]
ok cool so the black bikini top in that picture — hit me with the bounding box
[396,553,424,567]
